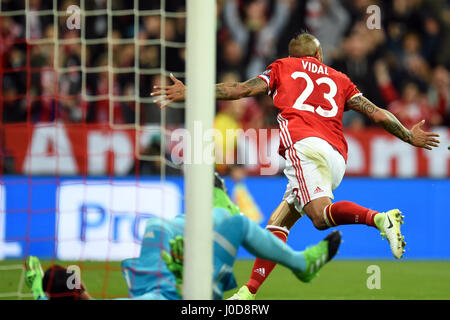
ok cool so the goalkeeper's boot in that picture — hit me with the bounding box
[374,209,405,259]
[24,256,46,300]
[294,230,342,283]
[227,285,256,300]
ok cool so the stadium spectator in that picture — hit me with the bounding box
[214,72,264,173]
[128,133,182,176]
[387,81,434,130]
[2,0,449,129]
[223,0,293,78]
[331,22,385,127]
[218,40,246,79]
[428,65,450,126]
[375,59,436,129]
[304,0,351,64]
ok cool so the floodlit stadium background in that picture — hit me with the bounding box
[0,0,449,299]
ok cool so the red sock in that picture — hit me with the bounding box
[324,201,378,227]
[245,227,288,294]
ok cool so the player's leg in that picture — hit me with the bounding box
[303,197,379,230]
[214,171,302,297]
[240,215,342,282]
[295,137,405,259]
[243,200,301,297]
[233,144,313,299]
[303,197,406,259]
[218,215,341,300]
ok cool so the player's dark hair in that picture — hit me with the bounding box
[42,265,82,300]
[288,32,322,60]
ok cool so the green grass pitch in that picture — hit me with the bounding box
[1,260,450,300]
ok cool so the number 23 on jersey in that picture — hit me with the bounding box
[291,72,339,118]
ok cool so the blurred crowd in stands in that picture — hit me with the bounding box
[1,0,449,176]
[1,0,449,128]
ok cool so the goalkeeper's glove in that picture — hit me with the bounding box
[24,256,47,300]
[161,235,184,297]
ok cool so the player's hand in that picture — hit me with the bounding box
[409,120,440,150]
[161,235,184,296]
[150,74,185,108]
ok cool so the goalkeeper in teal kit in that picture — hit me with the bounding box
[25,174,342,300]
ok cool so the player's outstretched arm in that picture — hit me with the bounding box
[151,74,268,108]
[346,95,440,150]
[215,77,268,100]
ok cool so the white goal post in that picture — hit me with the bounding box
[183,0,217,300]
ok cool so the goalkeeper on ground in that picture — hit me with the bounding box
[25,173,342,300]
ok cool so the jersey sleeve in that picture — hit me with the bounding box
[257,60,281,96]
[343,74,362,102]
[342,74,362,111]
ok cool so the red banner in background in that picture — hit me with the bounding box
[344,128,449,177]
[1,123,449,177]
[2,123,138,176]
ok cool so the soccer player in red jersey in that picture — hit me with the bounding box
[151,33,441,300]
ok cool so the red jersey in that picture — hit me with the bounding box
[257,56,361,162]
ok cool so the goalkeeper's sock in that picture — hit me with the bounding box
[323,201,379,228]
[243,226,291,294]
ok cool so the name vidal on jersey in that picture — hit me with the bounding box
[301,61,329,75]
